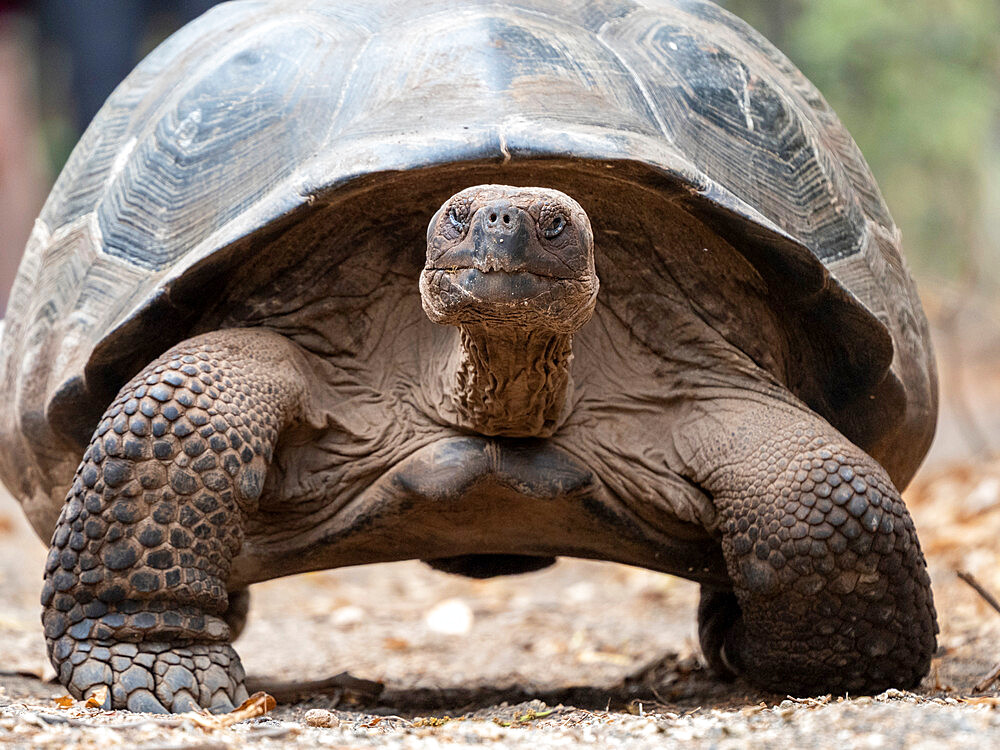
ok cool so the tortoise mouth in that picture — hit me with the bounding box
[424,240,589,281]
[423,262,581,281]
[419,267,598,331]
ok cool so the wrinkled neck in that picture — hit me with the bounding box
[442,323,575,437]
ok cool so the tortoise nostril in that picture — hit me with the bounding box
[484,204,518,231]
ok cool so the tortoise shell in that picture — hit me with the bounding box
[0,0,935,539]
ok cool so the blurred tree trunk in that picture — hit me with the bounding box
[961,40,1000,295]
[0,13,46,316]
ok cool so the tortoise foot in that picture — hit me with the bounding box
[684,401,937,695]
[39,330,306,713]
[57,638,247,713]
[719,436,936,694]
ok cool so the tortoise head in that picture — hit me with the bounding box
[420,185,599,333]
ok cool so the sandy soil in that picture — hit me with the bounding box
[3,296,1000,748]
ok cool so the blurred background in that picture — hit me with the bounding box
[0,0,998,727]
[727,0,999,288]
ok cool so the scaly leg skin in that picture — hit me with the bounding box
[685,400,937,695]
[41,329,306,713]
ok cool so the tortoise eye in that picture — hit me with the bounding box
[543,214,566,239]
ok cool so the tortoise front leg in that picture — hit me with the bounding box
[41,329,306,712]
[679,398,937,694]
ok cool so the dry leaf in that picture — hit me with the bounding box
[53,695,75,709]
[85,686,108,709]
[179,691,276,730]
[961,695,1000,706]
[228,692,277,723]
[577,649,632,666]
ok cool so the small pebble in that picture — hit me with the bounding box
[425,598,474,635]
[304,708,340,727]
[330,605,365,627]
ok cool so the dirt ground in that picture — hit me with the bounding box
[3,292,1000,748]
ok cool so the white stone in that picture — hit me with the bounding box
[425,598,474,635]
[330,605,365,626]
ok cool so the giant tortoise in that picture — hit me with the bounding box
[0,0,937,712]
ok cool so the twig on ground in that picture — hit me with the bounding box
[957,570,1000,615]
[956,570,1000,692]
[0,670,47,680]
[974,662,1000,694]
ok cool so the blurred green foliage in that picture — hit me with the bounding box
[723,0,999,283]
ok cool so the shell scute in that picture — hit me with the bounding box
[98,22,353,271]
